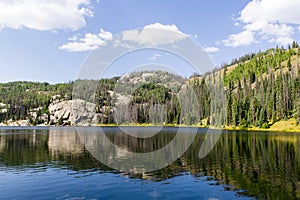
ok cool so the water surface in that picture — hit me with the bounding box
[0,127,300,199]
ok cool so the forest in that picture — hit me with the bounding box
[0,42,299,129]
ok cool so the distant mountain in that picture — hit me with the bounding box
[0,45,299,130]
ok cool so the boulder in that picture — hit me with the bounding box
[17,120,30,126]
[48,99,99,126]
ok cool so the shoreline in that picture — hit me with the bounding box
[0,122,300,133]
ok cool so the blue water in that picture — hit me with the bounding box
[0,166,248,200]
[2,127,298,199]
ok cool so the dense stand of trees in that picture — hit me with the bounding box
[223,46,300,128]
[190,46,300,128]
[0,82,73,123]
[224,68,300,128]
[0,44,299,128]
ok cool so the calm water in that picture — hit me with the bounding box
[0,127,300,200]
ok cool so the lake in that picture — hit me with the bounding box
[0,127,299,200]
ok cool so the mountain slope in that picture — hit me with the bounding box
[0,45,299,130]
[189,46,300,129]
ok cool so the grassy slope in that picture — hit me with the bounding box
[269,118,300,132]
[223,121,300,132]
[189,47,300,132]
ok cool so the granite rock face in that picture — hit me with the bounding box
[0,100,103,126]
[48,100,99,126]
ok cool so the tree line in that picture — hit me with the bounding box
[0,44,299,128]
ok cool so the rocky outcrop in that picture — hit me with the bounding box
[48,99,99,126]
[118,71,184,93]
[0,102,8,114]
[0,120,30,126]
[0,100,102,126]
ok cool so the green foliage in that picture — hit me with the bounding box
[223,46,297,86]
[261,122,270,129]
[0,81,73,122]
[133,83,170,104]
[239,119,249,129]
[1,44,299,128]
[217,45,300,129]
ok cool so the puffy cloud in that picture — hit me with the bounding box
[0,0,93,31]
[268,37,293,46]
[240,0,300,25]
[122,23,188,45]
[59,29,112,52]
[222,31,255,47]
[223,0,300,47]
[204,46,220,53]
[60,23,189,52]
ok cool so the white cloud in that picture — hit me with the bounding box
[122,23,188,45]
[268,37,293,46]
[149,53,161,61]
[60,23,189,52]
[223,0,300,47]
[59,29,112,52]
[240,0,300,25]
[222,31,255,47]
[204,46,220,53]
[144,23,186,33]
[0,0,93,31]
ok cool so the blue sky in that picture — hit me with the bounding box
[0,0,299,83]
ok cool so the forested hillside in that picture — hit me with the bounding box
[190,43,300,129]
[0,43,299,129]
[0,82,73,124]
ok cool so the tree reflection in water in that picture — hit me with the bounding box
[0,127,300,199]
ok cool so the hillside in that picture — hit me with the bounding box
[0,44,299,131]
[189,44,300,130]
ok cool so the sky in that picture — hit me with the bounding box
[0,0,300,83]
